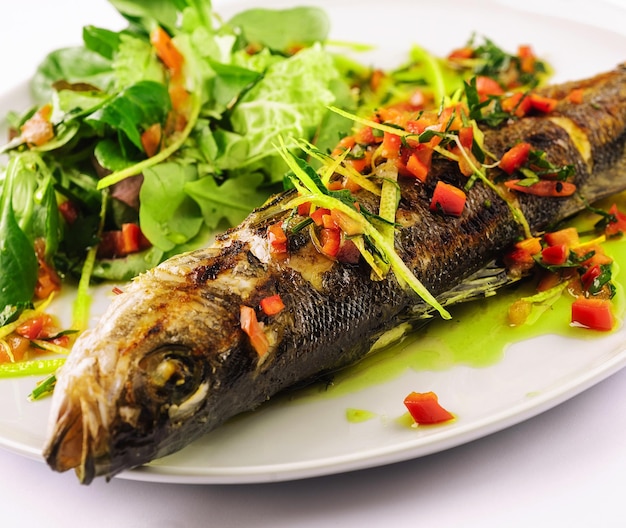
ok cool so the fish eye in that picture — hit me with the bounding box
[138,345,203,406]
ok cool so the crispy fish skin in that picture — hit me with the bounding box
[44,66,626,483]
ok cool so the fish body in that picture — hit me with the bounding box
[44,66,626,483]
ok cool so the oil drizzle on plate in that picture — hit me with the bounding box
[288,201,626,403]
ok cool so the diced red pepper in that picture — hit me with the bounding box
[120,224,138,255]
[310,207,331,226]
[240,305,270,356]
[499,142,531,175]
[346,155,369,174]
[150,26,184,75]
[504,179,577,197]
[267,222,288,254]
[543,227,580,248]
[447,46,474,61]
[568,88,584,104]
[405,152,430,182]
[528,94,558,114]
[297,201,312,216]
[571,297,614,331]
[458,126,474,149]
[141,123,162,157]
[260,294,285,316]
[354,125,378,145]
[33,238,61,300]
[429,181,467,217]
[541,243,569,266]
[604,204,626,237]
[331,135,356,157]
[168,81,190,115]
[16,314,55,340]
[97,224,149,259]
[517,44,536,74]
[581,264,602,292]
[475,76,504,97]
[381,131,402,160]
[35,260,62,300]
[501,92,532,118]
[322,212,339,230]
[319,228,341,257]
[403,391,454,425]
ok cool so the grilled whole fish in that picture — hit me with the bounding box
[44,66,626,483]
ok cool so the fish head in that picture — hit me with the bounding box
[43,261,250,484]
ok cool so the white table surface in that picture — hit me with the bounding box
[1,1,626,527]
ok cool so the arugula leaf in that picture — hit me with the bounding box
[185,172,267,229]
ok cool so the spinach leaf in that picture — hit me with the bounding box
[83,25,122,60]
[139,162,204,251]
[85,80,171,151]
[31,47,114,104]
[92,246,164,281]
[0,160,38,311]
[228,7,330,52]
[108,0,202,34]
[205,59,261,111]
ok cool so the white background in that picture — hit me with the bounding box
[1,1,626,527]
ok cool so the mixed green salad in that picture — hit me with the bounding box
[0,0,553,382]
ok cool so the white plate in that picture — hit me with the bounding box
[1,0,626,485]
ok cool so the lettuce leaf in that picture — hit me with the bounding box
[228,45,339,181]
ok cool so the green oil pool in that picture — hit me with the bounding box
[290,201,626,404]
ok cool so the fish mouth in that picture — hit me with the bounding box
[43,399,97,483]
[42,351,113,484]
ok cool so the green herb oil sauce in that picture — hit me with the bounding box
[287,198,626,411]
